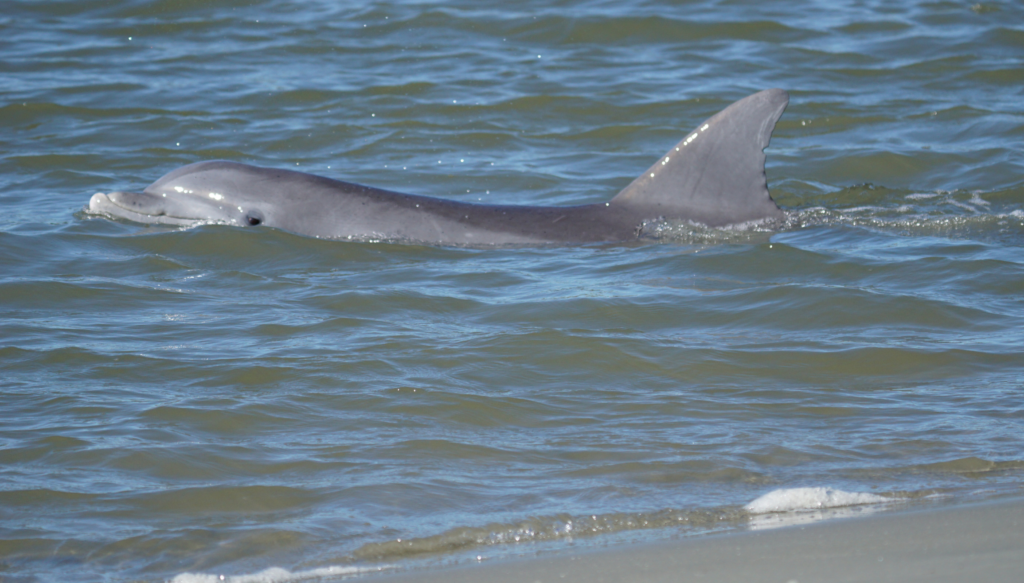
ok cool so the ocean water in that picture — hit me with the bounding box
[2,0,1023,581]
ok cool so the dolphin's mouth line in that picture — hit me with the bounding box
[87,192,204,226]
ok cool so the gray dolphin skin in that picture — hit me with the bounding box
[88,89,788,245]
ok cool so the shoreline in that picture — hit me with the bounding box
[367,497,1024,583]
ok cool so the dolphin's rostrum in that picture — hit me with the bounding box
[88,89,789,245]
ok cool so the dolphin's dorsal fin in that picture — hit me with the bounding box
[611,88,788,226]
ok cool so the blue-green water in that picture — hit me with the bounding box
[2,1,1023,581]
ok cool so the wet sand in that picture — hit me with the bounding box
[372,498,1024,583]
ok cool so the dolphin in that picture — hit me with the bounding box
[87,89,788,245]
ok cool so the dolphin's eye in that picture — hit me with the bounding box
[246,211,263,226]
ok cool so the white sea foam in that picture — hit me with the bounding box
[170,565,392,583]
[968,191,990,207]
[745,487,889,514]
[744,488,895,531]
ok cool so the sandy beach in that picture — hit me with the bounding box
[371,498,1024,583]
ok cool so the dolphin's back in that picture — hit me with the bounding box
[610,88,788,227]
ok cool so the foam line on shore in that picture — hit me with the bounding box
[366,497,1024,583]
[171,565,393,583]
[744,486,891,513]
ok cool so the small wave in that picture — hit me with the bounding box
[642,216,780,245]
[784,186,1024,238]
[637,185,1024,246]
[351,507,743,561]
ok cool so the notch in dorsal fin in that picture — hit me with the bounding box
[611,88,788,227]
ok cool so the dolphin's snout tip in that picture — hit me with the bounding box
[88,192,110,213]
[88,191,134,214]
